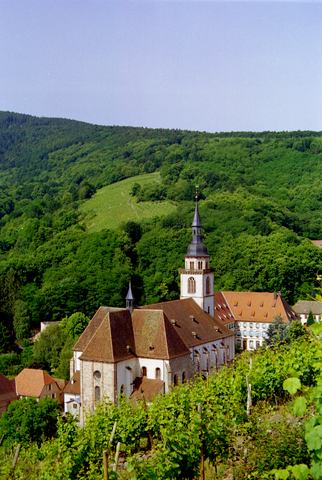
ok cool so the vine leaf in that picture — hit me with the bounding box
[293,396,307,417]
[283,377,301,395]
[290,464,309,480]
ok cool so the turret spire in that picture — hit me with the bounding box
[126,281,134,312]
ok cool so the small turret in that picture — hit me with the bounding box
[126,282,134,312]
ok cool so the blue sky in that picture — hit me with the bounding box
[0,0,321,132]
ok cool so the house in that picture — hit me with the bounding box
[15,368,65,404]
[311,240,322,249]
[69,201,235,422]
[292,300,322,324]
[0,374,17,415]
[215,291,298,350]
[63,370,81,417]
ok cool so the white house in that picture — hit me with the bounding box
[292,300,322,325]
[215,291,298,350]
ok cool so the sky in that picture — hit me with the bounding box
[0,0,321,132]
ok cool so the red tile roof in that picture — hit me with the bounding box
[74,306,126,352]
[15,369,63,398]
[63,370,80,395]
[131,377,164,402]
[80,310,136,363]
[142,298,233,348]
[132,309,190,359]
[215,292,297,324]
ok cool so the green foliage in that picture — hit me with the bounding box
[0,397,60,447]
[13,299,31,341]
[307,310,315,326]
[0,337,320,479]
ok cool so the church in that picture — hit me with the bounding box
[67,202,235,421]
[65,200,297,421]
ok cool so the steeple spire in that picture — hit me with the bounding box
[125,281,134,312]
[187,189,208,256]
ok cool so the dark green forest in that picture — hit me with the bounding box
[0,111,321,357]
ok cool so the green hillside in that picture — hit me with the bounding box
[80,173,176,231]
[0,111,321,353]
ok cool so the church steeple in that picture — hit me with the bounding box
[187,194,209,257]
[180,193,214,317]
[125,282,134,312]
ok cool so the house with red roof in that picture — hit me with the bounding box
[15,368,65,404]
[215,291,298,350]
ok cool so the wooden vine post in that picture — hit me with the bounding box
[198,403,205,480]
[103,420,117,480]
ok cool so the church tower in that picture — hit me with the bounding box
[180,197,214,317]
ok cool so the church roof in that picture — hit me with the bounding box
[63,370,80,395]
[142,298,233,348]
[80,310,135,363]
[215,291,297,324]
[74,306,126,352]
[131,377,165,402]
[132,309,190,359]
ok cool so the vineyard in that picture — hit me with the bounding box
[1,325,321,480]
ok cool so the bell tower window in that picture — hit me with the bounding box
[206,276,210,294]
[188,277,196,294]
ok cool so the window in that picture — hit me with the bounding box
[188,277,196,294]
[198,261,202,270]
[141,366,147,377]
[173,374,178,386]
[155,367,161,380]
[95,386,100,402]
[93,370,101,380]
[48,384,52,391]
[51,393,55,399]
[206,276,210,294]
[73,403,77,409]
[182,371,186,383]
[120,384,124,394]
[190,261,194,270]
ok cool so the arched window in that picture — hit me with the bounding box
[182,371,186,383]
[95,386,101,402]
[141,366,147,377]
[188,277,196,294]
[93,370,101,380]
[173,374,178,386]
[155,367,161,380]
[206,276,210,294]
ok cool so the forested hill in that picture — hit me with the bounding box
[0,111,321,350]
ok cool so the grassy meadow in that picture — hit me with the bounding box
[79,172,177,231]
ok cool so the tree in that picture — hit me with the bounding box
[0,397,60,447]
[32,323,65,371]
[306,310,315,326]
[265,316,289,346]
[61,312,89,340]
[0,322,11,353]
[13,299,31,341]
